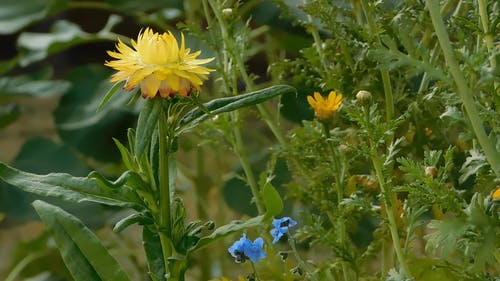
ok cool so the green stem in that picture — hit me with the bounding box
[426,0,500,176]
[5,252,46,281]
[158,103,172,278]
[370,151,411,277]
[360,0,394,123]
[477,0,496,69]
[289,238,319,281]
[322,123,350,281]
[232,113,265,214]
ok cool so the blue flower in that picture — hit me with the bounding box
[228,234,266,264]
[270,217,297,244]
[243,237,266,263]
[228,233,249,263]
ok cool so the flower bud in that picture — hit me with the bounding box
[222,8,233,17]
[425,166,438,177]
[356,90,372,104]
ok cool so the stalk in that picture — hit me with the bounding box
[477,0,496,69]
[426,0,500,176]
[370,151,412,277]
[360,0,395,123]
[158,103,173,279]
[323,123,350,281]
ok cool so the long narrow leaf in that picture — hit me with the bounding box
[188,215,265,254]
[33,200,132,281]
[178,85,295,132]
[143,226,165,281]
[135,98,162,157]
[0,161,142,209]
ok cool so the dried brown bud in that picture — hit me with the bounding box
[425,166,438,177]
[356,90,372,104]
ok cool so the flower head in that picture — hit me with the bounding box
[307,91,343,121]
[244,237,266,263]
[228,233,249,263]
[270,217,297,244]
[105,28,214,99]
[228,234,266,264]
[493,187,500,200]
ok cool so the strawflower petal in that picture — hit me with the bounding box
[105,27,214,99]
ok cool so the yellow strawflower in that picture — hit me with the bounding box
[105,28,214,99]
[307,91,343,121]
[493,186,500,200]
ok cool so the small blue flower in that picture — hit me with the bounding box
[243,237,266,263]
[228,234,266,264]
[270,217,297,244]
[228,233,249,263]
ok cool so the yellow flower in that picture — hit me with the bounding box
[105,28,214,99]
[307,91,343,121]
[493,186,500,200]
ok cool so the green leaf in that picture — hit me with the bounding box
[17,16,121,66]
[0,161,142,209]
[32,200,132,281]
[53,65,135,162]
[459,149,487,184]
[188,215,265,253]
[0,0,68,35]
[178,85,296,132]
[0,103,20,128]
[113,212,152,233]
[143,227,165,281]
[262,183,283,217]
[0,75,70,98]
[97,81,126,112]
[135,98,162,157]
[0,57,19,75]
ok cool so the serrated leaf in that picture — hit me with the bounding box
[135,98,162,157]
[178,85,295,133]
[424,218,467,257]
[459,149,487,184]
[33,200,132,281]
[0,161,142,209]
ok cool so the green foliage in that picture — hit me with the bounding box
[1,0,499,280]
[33,200,132,281]
[0,0,68,35]
[0,161,143,209]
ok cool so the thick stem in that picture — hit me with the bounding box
[158,104,172,278]
[426,0,500,176]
